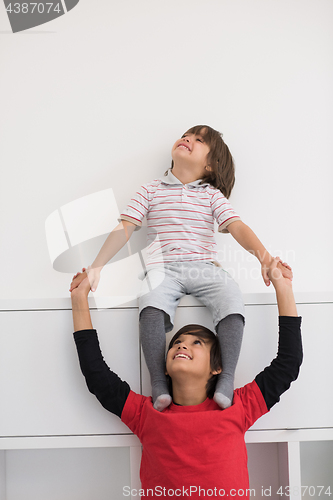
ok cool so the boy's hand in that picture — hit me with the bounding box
[69,266,101,293]
[261,259,293,287]
[70,274,91,300]
[69,268,88,292]
[267,257,293,289]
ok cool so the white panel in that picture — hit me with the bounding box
[0,309,140,436]
[130,446,142,493]
[246,303,333,430]
[247,443,281,499]
[288,442,302,500]
[277,443,289,490]
[6,448,130,500]
[0,451,5,500]
[300,442,333,500]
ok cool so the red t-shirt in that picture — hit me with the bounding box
[121,380,268,499]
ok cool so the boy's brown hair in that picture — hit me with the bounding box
[166,324,222,399]
[171,125,236,198]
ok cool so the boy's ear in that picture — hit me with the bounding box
[211,367,222,376]
[205,165,213,172]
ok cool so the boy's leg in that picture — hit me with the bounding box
[215,313,244,409]
[139,306,172,411]
[186,263,245,409]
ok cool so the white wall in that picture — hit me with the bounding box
[1,0,332,301]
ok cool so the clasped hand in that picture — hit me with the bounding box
[262,259,293,287]
[69,266,101,293]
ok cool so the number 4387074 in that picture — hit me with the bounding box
[277,486,332,497]
[6,3,62,14]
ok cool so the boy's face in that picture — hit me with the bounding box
[165,333,221,382]
[171,131,211,179]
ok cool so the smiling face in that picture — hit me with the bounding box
[171,130,211,181]
[166,333,221,383]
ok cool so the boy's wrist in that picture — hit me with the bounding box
[71,289,89,306]
[259,253,273,267]
[276,288,297,316]
[90,264,102,272]
[274,279,293,292]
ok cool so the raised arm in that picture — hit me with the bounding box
[71,277,93,331]
[69,220,136,292]
[91,219,136,269]
[71,278,130,417]
[255,257,302,409]
[227,220,293,286]
[268,257,297,317]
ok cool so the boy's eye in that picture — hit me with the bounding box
[193,339,202,345]
[196,138,204,143]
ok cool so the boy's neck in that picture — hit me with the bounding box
[171,380,208,406]
[171,164,202,185]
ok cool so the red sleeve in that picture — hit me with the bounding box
[235,380,269,431]
[121,390,150,437]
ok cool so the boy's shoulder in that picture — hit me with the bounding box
[140,177,164,190]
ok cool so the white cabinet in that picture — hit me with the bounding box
[0,309,141,436]
[3,448,131,500]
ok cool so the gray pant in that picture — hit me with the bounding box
[139,261,245,332]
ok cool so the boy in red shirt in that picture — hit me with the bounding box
[71,257,302,499]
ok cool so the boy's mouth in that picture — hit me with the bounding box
[177,143,191,152]
[173,352,192,360]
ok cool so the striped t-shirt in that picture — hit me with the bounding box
[120,170,240,266]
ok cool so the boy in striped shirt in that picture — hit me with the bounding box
[70,125,292,411]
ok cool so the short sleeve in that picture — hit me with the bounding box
[119,184,150,228]
[235,380,269,432]
[210,190,241,233]
[121,390,148,437]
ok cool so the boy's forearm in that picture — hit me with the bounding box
[72,293,93,331]
[91,221,136,269]
[227,221,272,265]
[275,284,298,317]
